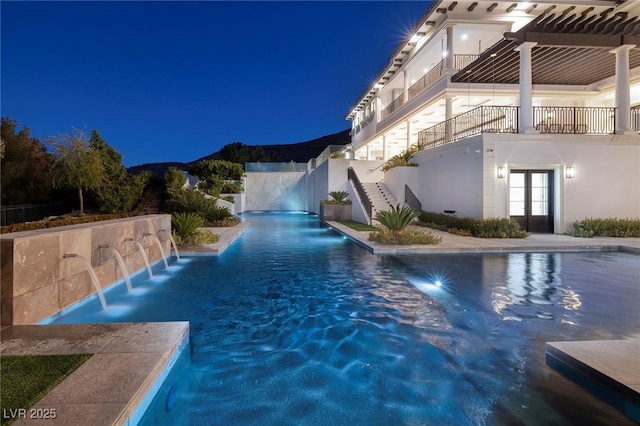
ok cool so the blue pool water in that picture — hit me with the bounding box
[50,213,640,425]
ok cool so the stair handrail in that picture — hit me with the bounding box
[348,167,373,223]
[404,185,422,212]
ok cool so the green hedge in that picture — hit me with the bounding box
[572,218,640,238]
[418,211,528,238]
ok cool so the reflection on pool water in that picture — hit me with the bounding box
[49,213,640,425]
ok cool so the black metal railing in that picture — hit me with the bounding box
[1,202,66,226]
[404,185,422,212]
[631,105,640,132]
[418,106,519,149]
[348,167,372,223]
[532,106,615,134]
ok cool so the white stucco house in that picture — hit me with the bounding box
[316,0,640,234]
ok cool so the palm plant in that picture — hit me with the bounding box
[329,191,349,202]
[171,212,203,238]
[375,204,419,233]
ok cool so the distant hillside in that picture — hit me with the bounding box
[129,129,350,176]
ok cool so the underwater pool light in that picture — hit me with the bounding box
[435,280,442,287]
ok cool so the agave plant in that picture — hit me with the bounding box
[375,204,419,233]
[329,191,349,202]
[171,212,204,238]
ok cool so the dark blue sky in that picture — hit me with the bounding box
[2,1,429,166]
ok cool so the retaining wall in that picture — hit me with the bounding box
[0,215,171,325]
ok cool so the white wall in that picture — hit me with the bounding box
[349,160,385,183]
[245,172,307,211]
[383,166,419,205]
[493,134,640,233]
[412,136,485,218]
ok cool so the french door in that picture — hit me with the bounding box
[509,170,554,233]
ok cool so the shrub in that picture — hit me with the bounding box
[368,227,442,245]
[171,212,203,238]
[203,205,232,223]
[221,180,243,194]
[375,204,419,233]
[329,191,349,202]
[172,229,219,247]
[381,145,419,172]
[207,217,241,227]
[473,218,528,238]
[571,218,640,238]
[417,211,528,238]
[321,191,352,205]
[0,212,135,234]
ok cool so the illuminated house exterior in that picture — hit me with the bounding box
[341,0,640,233]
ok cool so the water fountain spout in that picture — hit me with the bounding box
[158,229,181,261]
[123,238,153,278]
[63,253,107,309]
[144,232,169,269]
[99,244,132,291]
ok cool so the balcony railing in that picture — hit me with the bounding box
[454,54,480,70]
[408,60,446,101]
[532,106,615,134]
[417,106,519,149]
[379,55,480,122]
[381,94,405,121]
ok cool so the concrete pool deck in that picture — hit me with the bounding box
[0,322,189,425]
[1,220,638,424]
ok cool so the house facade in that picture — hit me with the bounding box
[339,0,640,233]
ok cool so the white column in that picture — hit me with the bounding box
[446,25,454,71]
[610,44,635,134]
[375,97,382,123]
[382,135,387,161]
[406,120,412,149]
[515,42,537,133]
[403,70,409,102]
[445,97,453,140]
[366,144,371,160]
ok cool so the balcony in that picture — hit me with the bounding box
[417,106,621,150]
[380,55,481,123]
[418,106,519,149]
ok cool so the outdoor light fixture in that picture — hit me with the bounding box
[497,166,507,179]
[565,166,576,179]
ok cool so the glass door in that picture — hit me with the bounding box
[509,171,554,233]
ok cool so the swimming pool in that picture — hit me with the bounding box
[49,213,640,425]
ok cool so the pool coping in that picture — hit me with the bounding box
[546,340,640,423]
[324,221,640,255]
[0,322,189,426]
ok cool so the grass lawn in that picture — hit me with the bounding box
[337,220,377,231]
[1,354,92,424]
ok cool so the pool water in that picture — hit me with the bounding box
[50,213,640,425]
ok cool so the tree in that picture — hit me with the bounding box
[48,130,104,215]
[87,129,151,214]
[0,117,52,204]
[217,141,278,165]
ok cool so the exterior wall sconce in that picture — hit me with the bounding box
[497,166,507,179]
[565,166,576,179]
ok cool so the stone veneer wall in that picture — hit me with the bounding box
[0,214,171,325]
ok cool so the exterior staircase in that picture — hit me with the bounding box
[362,182,399,222]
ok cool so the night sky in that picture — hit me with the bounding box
[1,1,429,166]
